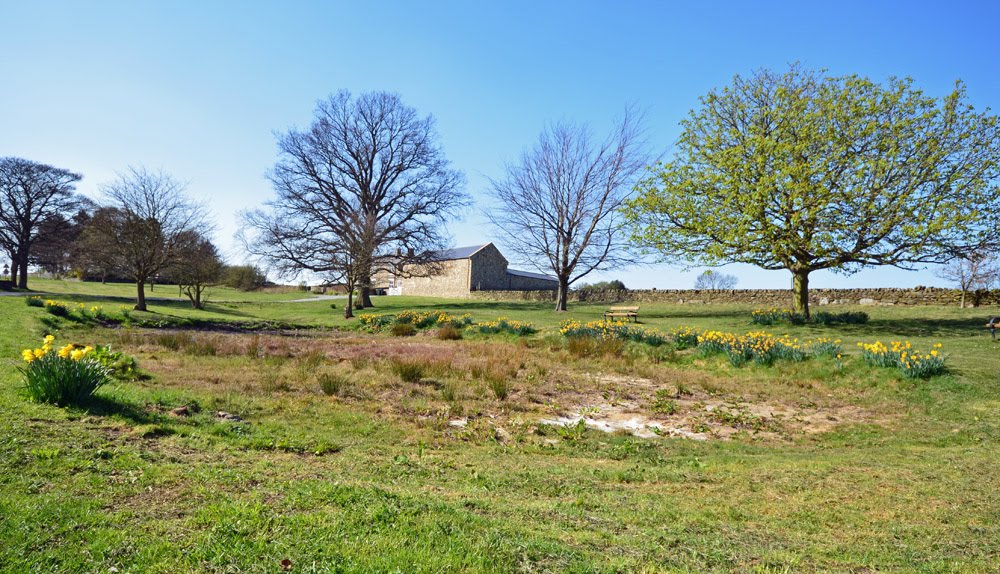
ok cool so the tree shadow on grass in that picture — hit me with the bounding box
[864,317,992,339]
[75,394,158,425]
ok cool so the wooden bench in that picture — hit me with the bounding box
[604,306,640,323]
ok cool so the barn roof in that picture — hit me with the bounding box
[431,244,491,261]
[507,268,557,281]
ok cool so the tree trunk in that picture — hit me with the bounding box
[9,257,18,286]
[555,276,569,312]
[792,269,810,318]
[360,286,373,308]
[136,281,147,311]
[17,255,28,289]
[344,290,355,319]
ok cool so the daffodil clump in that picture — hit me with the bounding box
[473,317,536,336]
[857,340,946,378]
[20,335,109,406]
[750,308,806,326]
[671,326,700,350]
[698,330,842,367]
[26,297,114,322]
[359,311,473,332]
[560,319,668,346]
[42,299,69,317]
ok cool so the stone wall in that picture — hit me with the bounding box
[398,259,472,298]
[469,287,1000,307]
[505,272,559,291]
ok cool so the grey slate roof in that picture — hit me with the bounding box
[431,244,490,261]
[507,268,557,281]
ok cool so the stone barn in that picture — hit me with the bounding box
[378,243,558,298]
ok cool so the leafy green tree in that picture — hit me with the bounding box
[624,65,1000,316]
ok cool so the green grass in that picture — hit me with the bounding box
[1,282,998,572]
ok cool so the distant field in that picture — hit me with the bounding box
[1,282,998,572]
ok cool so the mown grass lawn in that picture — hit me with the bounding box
[0,284,998,573]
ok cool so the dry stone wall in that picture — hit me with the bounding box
[469,287,1000,307]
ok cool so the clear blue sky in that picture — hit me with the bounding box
[2,0,998,288]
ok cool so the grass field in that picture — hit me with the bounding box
[1,282,998,573]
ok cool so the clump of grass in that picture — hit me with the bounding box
[318,372,350,396]
[390,323,417,337]
[391,359,425,383]
[155,331,193,351]
[258,365,287,393]
[488,377,511,401]
[25,296,43,308]
[245,334,263,359]
[440,381,459,402]
[349,354,370,370]
[436,325,462,340]
[567,336,624,358]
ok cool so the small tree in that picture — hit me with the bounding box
[100,167,207,311]
[624,65,1000,317]
[75,207,125,283]
[488,109,650,311]
[935,252,999,308]
[694,270,738,290]
[0,157,82,288]
[167,233,225,309]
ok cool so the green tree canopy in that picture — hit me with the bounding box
[623,65,1000,316]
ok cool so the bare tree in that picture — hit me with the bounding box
[0,157,82,288]
[694,270,738,290]
[935,251,1000,308]
[488,110,651,311]
[100,167,208,310]
[166,232,225,309]
[241,90,468,319]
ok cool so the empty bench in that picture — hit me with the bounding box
[604,306,640,323]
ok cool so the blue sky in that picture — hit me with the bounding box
[2,0,998,288]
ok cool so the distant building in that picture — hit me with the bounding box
[376,243,558,297]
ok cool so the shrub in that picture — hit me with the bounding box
[575,279,627,292]
[436,325,462,340]
[20,335,109,406]
[390,323,417,337]
[25,296,43,308]
[391,359,425,383]
[223,265,268,291]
